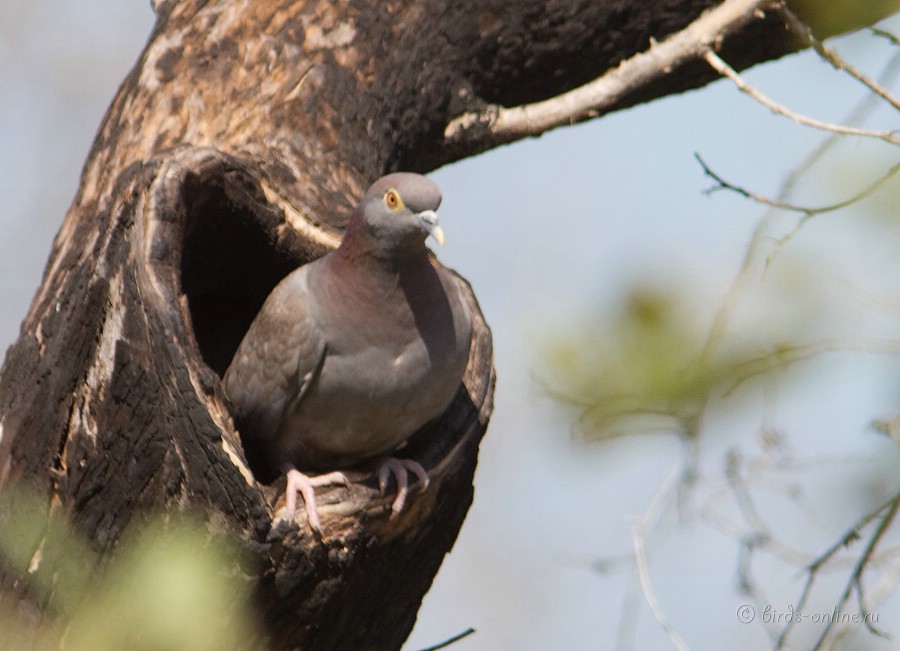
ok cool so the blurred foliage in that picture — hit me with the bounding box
[872,411,900,445]
[790,0,900,38]
[538,284,728,438]
[847,157,900,229]
[537,254,837,441]
[0,489,264,651]
[538,18,900,441]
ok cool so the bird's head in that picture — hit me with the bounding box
[350,173,445,256]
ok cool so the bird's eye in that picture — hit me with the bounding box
[384,189,403,211]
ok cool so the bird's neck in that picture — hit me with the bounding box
[325,241,435,325]
[335,214,429,273]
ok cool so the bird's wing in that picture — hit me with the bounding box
[222,268,325,442]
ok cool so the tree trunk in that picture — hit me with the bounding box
[0,1,892,648]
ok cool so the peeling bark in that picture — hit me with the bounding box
[0,1,893,649]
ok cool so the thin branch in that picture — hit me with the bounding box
[836,553,900,642]
[614,442,696,651]
[778,5,900,111]
[693,45,900,331]
[724,450,786,644]
[725,451,772,539]
[615,567,645,651]
[697,444,900,650]
[707,451,815,607]
[696,153,900,216]
[632,463,691,651]
[444,0,774,148]
[698,154,808,215]
[703,49,900,146]
[871,27,900,47]
[765,49,900,260]
[416,628,477,651]
[810,496,899,648]
[775,490,900,650]
[841,277,900,313]
[695,46,900,366]
[723,339,900,396]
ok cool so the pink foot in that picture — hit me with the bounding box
[377,458,430,517]
[283,467,349,532]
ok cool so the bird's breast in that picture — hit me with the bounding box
[278,331,466,469]
[274,258,472,469]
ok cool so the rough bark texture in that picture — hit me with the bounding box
[0,1,893,649]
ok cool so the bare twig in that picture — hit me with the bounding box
[703,49,900,146]
[810,496,899,648]
[445,0,774,147]
[871,27,900,47]
[775,490,900,650]
[632,463,691,651]
[834,553,900,642]
[416,628,476,651]
[778,5,900,111]
[696,153,900,218]
[702,451,900,569]
[724,339,900,395]
[696,45,900,368]
[694,46,900,291]
[723,451,786,643]
[713,449,812,639]
[616,569,645,651]
[767,49,900,259]
[725,451,772,538]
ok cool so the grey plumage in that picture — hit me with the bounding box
[223,173,472,529]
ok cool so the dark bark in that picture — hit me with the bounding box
[0,1,893,649]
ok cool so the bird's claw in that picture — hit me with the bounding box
[377,458,430,517]
[283,468,349,532]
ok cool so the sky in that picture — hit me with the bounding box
[3,4,900,650]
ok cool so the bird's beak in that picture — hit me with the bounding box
[418,210,445,246]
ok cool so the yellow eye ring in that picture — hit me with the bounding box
[384,189,404,211]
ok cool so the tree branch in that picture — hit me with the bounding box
[778,5,900,112]
[695,153,900,217]
[632,463,691,651]
[415,628,477,651]
[444,0,775,150]
[777,491,900,650]
[702,48,900,146]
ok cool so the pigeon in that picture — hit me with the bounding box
[223,173,472,531]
